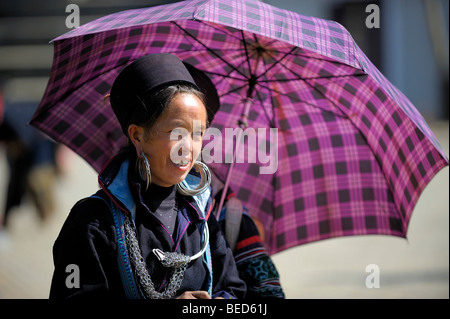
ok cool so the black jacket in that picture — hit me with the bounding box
[49,152,246,299]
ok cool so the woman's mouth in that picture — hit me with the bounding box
[171,158,191,169]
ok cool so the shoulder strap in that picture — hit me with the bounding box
[224,197,243,253]
[180,174,214,296]
[195,191,213,297]
[90,195,142,299]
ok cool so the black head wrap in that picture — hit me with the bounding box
[110,53,219,136]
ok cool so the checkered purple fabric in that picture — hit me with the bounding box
[31,0,448,255]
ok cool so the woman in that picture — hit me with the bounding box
[49,54,246,299]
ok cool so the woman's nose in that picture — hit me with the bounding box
[176,134,193,157]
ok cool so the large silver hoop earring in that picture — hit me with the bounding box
[177,161,211,196]
[137,152,151,191]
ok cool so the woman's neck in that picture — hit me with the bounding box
[142,183,176,213]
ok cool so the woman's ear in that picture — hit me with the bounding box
[128,124,143,154]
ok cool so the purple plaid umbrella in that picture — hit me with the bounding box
[31,0,448,255]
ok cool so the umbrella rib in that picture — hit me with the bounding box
[287,49,352,64]
[247,36,276,126]
[248,44,299,126]
[217,83,249,98]
[254,88,276,127]
[241,30,254,80]
[255,46,299,81]
[201,70,247,82]
[35,59,132,115]
[257,81,347,119]
[301,77,343,112]
[263,38,281,48]
[172,21,248,79]
[258,73,361,82]
[261,55,358,113]
[256,47,362,82]
[258,81,314,109]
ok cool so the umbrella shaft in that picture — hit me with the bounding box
[216,98,253,220]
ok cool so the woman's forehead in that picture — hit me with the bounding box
[149,94,207,130]
[165,94,207,118]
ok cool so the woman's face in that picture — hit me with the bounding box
[130,93,207,187]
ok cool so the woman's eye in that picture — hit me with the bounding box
[170,128,186,139]
[193,131,204,140]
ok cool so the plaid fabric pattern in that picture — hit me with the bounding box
[31,0,448,255]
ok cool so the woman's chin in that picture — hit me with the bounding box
[169,169,192,185]
[154,161,194,187]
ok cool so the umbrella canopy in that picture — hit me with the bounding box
[31,0,448,255]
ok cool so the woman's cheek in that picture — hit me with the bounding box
[192,139,203,161]
[169,139,188,162]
